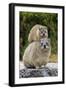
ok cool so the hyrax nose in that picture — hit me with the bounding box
[41,33,45,37]
[43,33,45,36]
[44,45,46,48]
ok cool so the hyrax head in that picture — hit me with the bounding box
[38,26,48,39]
[40,38,50,49]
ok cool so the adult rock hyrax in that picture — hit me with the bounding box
[28,24,48,43]
[23,38,51,69]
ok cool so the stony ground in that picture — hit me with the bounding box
[19,62,58,78]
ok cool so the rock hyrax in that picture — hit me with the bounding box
[23,38,51,69]
[28,24,48,43]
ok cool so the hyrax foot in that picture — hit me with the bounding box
[24,63,35,69]
[41,65,45,68]
[35,65,45,69]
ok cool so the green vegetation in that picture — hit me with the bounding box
[20,12,58,61]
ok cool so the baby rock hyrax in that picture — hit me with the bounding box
[28,24,48,43]
[23,38,51,69]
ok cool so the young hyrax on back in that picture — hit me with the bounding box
[28,24,48,43]
[23,38,51,69]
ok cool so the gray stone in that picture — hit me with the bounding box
[19,63,58,78]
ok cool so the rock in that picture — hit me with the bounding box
[19,62,58,78]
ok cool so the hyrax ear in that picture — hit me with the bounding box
[36,29,40,40]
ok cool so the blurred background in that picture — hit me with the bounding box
[19,12,58,63]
